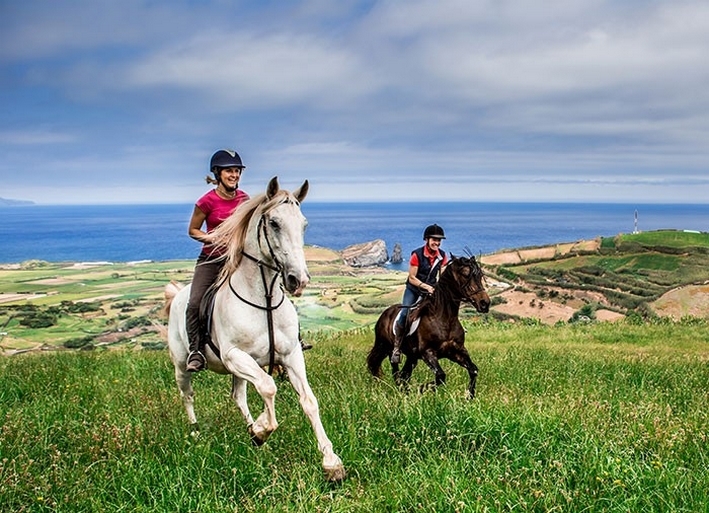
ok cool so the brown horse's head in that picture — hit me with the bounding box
[443,255,490,313]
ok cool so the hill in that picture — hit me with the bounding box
[482,229,709,324]
[0,197,34,206]
[1,230,708,352]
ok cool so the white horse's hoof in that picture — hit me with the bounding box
[247,425,267,446]
[324,464,346,483]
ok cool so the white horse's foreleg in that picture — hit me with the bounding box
[222,346,278,445]
[231,375,255,426]
[174,367,199,431]
[284,354,346,482]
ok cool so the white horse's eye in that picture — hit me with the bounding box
[269,218,280,231]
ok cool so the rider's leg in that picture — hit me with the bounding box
[298,322,312,351]
[391,288,418,364]
[186,257,222,372]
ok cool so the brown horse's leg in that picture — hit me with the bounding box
[449,349,479,399]
[395,356,418,392]
[421,351,447,392]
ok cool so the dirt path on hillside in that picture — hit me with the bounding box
[480,239,600,265]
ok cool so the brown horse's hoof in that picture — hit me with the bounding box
[419,382,437,394]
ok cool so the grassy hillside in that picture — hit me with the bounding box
[1,321,708,512]
[488,230,709,318]
[1,229,708,352]
[2,231,708,511]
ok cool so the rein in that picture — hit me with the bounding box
[436,259,485,304]
[228,215,286,376]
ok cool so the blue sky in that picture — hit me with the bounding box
[1,0,708,205]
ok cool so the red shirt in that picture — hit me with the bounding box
[409,244,448,268]
[196,188,249,255]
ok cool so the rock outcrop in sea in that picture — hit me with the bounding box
[390,243,403,264]
[341,239,389,267]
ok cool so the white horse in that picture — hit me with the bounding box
[164,176,345,482]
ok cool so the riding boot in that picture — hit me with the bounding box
[391,323,404,364]
[299,333,313,351]
[185,304,206,372]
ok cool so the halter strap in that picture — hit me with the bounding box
[227,214,286,375]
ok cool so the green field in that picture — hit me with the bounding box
[0,257,407,351]
[491,230,709,315]
[2,231,708,511]
[1,321,708,512]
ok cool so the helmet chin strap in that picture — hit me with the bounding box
[216,171,238,193]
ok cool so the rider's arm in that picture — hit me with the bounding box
[188,205,211,243]
[407,265,435,294]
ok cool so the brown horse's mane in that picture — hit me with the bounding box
[208,188,296,278]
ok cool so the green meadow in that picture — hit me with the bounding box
[1,320,708,512]
[1,231,708,511]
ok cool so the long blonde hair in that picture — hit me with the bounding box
[208,188,294,277]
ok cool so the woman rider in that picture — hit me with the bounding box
[185,149,250,372]
[185,149,312,372]
[391,224,448,364]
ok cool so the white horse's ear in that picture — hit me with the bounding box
[266,176,280,199]
[294,180,309,203]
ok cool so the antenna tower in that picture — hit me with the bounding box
[633,210,639,234]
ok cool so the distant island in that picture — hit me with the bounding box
[0,197,35,206]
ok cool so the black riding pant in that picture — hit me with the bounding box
[186,254,224,353]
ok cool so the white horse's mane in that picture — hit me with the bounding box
[209,188,296,276]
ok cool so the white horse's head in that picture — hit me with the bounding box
[258,176,310,296]
[210,176,311,296]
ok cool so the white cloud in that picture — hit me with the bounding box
[1,0,708,204]
[0,130,77,145]
[125,32,377,108]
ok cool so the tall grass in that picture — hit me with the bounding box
[2,320,708,512]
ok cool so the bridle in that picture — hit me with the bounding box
[450,258,486,304]
[228,212,288,376]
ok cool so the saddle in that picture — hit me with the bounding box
[198,283,221,359]
[392,297,424,339]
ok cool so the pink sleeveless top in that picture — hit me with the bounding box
[196,188,249,256]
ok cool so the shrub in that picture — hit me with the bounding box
[18,312,57,328]
[122,316,152,329]
[63,336,95,349]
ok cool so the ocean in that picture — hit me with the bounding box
[2,202,707,266]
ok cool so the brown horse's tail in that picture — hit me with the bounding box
[366,343,387,378]
[367,311,394,377]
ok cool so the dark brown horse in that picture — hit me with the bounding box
[367,255,490,399]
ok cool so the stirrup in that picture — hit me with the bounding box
[186,351,206,372]
[300,339,313,351]
[390,347,402,365]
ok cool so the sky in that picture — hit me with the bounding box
[1,0,709,205]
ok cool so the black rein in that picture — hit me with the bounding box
[228,215,287,376]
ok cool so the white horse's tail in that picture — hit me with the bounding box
[155,280,186,340]
[163,280,185,317]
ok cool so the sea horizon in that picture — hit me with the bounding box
[3,201,707,266]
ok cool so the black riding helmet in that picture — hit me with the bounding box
[210,149,245,172]
[423,224,445,240]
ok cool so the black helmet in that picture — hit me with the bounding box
[423,224,445,240]
[210,149,244,171]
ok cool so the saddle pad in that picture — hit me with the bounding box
[392,318,420,338]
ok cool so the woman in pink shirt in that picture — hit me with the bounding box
[185,149,250,372]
